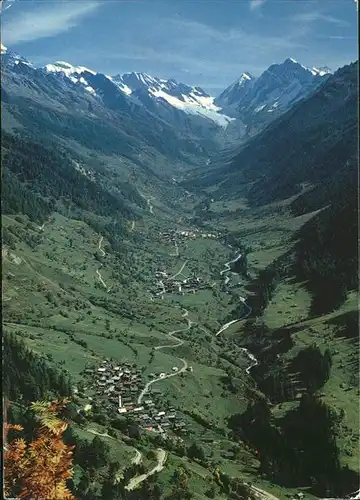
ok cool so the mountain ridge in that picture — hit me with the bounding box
[189,60,356,206]
[215,57,332,135]
[2,35,358,500]
[1,44,333,143]
[1,46,218,175]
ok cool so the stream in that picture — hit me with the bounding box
[218,250,258,374]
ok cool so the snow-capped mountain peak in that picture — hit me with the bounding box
[214,71,254,110]
[240,73,252,81]
[1,45,34,69]
[283,58,332,77]
[44,61,96,77]
[273,57,315,77]
[1,44,333,137]
[112,72,234,127]
[233,72,254,87]
[114,71,162,91]
[38,57,233,126]
[311,66,332,76]
[42,61,98,95]
[215,56,332,130]
[114,72,209,98]
[237,58,329,115]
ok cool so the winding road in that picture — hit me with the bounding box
[169,260,188,280]
[96,268,108,289]
[147,198,154,214]
[96,236,111,291]
[139,192,154,215]
[87,428,143,478]
[90,235,268,496]
[249,485,280,500]
[38,216,51,232]
[131,448,143,465]
[137,309,192,404]
[125,449,167,491]
[240,345,259,374]
[220,252,242,276]
[215,319,240,336]
[98,236,106,257]
[87,428,114,440]
[215,306,256,374]
[137,358,188,405]
[154,309,194,350]
[170,241,179,257]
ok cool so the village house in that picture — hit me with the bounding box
[82,360,187,435]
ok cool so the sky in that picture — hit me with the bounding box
[1,0,358,94]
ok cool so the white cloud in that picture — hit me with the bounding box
[164,17,305,51]
[316,35,357,40]
[291,11,350,27]
[3,1,101,45]
[4,2,354,93]
[91,17,307,82]
[249,0,266,11]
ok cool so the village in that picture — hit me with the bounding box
[151,269,210,299]
[81,359,188,436]
[143,227,221,299]
[160,228,218,243]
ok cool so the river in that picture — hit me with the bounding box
[218,250,258,374]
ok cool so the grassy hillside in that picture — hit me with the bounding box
[4,169,358,499]
[3,62,358,500]
[185,188,359,496]
[3,199,271,498]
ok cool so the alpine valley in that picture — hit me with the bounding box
[2,39,358,500]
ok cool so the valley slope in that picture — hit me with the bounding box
[2,48,358,500]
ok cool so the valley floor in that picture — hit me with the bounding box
[3,187,358,500]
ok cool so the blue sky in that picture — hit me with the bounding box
[1,0,358,93]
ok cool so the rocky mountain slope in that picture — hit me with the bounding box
[215,58,331,136]
[1,46,217,175]
[112,71,234,127]
[194,61,356,208]
[188,59,357,323]
[2,45,333,153]
[2,35,358,500]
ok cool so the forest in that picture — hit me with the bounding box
[293,189,357,314]
[4,332,72,404]
[228,394,358,497]
[241,176,357,317]
[1,132,136,223]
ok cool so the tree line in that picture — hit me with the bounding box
[228,394,358,497]
[4,332,72,404]
[2,132,136,224]
[293,194,357,315]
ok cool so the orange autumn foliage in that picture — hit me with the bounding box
[4,398,75,500]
